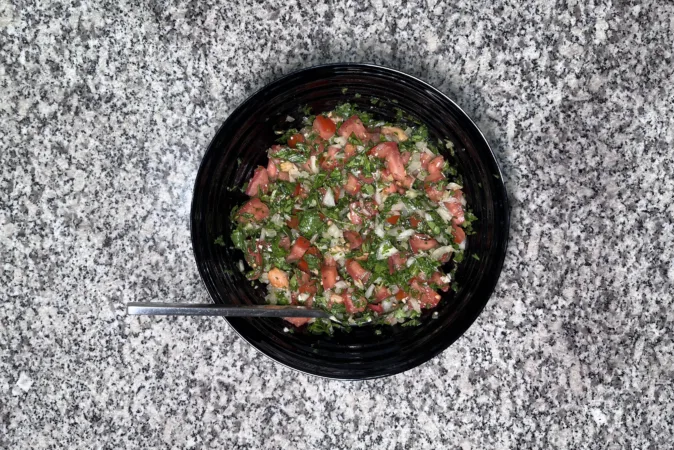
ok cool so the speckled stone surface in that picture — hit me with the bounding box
[1,0,673,448]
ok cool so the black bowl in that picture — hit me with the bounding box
[191,63,509,379]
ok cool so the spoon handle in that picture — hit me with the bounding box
[126,303,330,318]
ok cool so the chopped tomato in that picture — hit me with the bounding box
[424,183,444,202]
[388,253,407,274]
[420,153,432,169]
[452,223,466,244]
[237,198,270,223]
[344,143,357,159]
[297,259,309,272]
[424,171,445,183]
[343,293,366,314]
[279,235,291,250]
[288,133,305,148]
[395,289,407,301]
[375,286,391,302]
[369,142,397,158]
[284,317,311,327]
[398,175,415,189]
[386,148,407,181]
[444,201,465,225]
[344,173,361,195]
[299,280,317,295]
[431,272,450,292]
[409,216,421,228]
[338,115,369,141]
[246,245,263,268]
[305,246,320,256]
[428,156,445,174]
[267,159,279,179]
[287,215,299,229]
[293,183,302,197]
[384,183,397,194]
[245,166,269,196]
[286,236,311,262]
[386,215,400,225]
[367,304,384,314]
[409,233,439,253]
[321,145,342,170]
[277,171,290,181]
[348,202,363,225]
[410,279,441,307]
[268,268,289,288]
[452,189,464,200]
[401,151,411,165]
[345,259,371,283]
[321,264,338,290]
[343,230,363,249]
[313,115,336,140]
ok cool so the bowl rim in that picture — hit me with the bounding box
[190,62,510,380]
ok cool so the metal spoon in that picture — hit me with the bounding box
[126,302,330,318]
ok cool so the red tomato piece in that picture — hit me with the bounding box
[277,171,290,181]
[399,175,415,189]
[424,183,444,202]
[425,171,445,183]
[321,264,338,290]
[267,159,279,180]
[395,289,408,301]
[431,272,450,292]
[409,234,439,253]
[344,143,357,159]
[345,259,371,283]
[286,236,311,262]
[338,115,369,141]
[367,304,384,314]
[410,280,441,307]
[287,215,299,229]
[420,153,432,169]
[313,115,336,140]
[369,142,397,158]
[388,253,407,274]
[444,201,465,224]
[279,235,291,250]
[386,148,407,181]
[343,293,366,314]
[401,151,411,165]
[409,216,421,228]
[297,259,309,273]
[344,173,361,195]
[343,230,363,250]
[452,223,466,244]
[348,203,363,225]
[284,317,311,327]
[452,189,464,200]
[237,198,270,223]
[375,286,391,302]
[288,133,305,148]
[386,215,400,225]
[245,166,269,196]
[428,156,445,174]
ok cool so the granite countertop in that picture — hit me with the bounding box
[2,1,673,448]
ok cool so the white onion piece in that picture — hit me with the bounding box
[323,188,336,207]
[390,202,406,212]
[424,213,433,221]
[324,223,343,240]
[406,256,416,267]
[259,228,266,241]
[431,245,454,260]
[376,243,399,260]
[374,223,385,238]
[408,297,421,313]
[333,136,347,146]
[365,284,375,298]
[238,260,245,273]
[459,240,466,251]
[397,229,416,241]
[447,182,463,190]
[309,155,319,174]
[373,191,382,205]
[436,207,453,223]
[382,300,393,313]
[334,281,349,292]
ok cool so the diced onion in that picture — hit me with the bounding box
[238,260,245,273]
[382,300,393,312]
[406,257,416,267]
[390,202,406,212]
[334,281,349,292]
[374,223,385,238]
[377,243,399,260]
[430,245,454,260]
[458,240,466,251]
[436,207,453,223]
[325,223,343,240]
[333,136,347,146]
[397,229,415,241]
[309,155,319,174]
[408,297,421,313]
[323,188,336,207]
[298,293,309,303]
[424,213,433,221]
[447,182,463,190]
[286,115,295,122]
[405,189,419,199]
[365,284,375,298]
